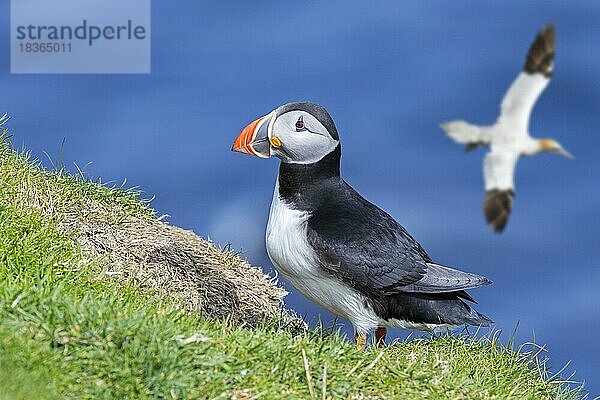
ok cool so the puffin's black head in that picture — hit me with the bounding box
[232,102,340,164]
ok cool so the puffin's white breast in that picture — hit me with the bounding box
[265,180,380,334]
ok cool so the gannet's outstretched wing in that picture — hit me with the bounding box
[497,25,555,135]
[483,151,519,232]
[440,120,491,151]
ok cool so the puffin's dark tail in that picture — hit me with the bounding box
[464,308,494,327]
[386,292,493,328]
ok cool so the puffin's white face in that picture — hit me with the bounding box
[232,103,340,164]
[269,110,338,164]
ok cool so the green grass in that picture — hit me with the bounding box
[0,119,583,399]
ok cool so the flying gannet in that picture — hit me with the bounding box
[441,24,573,233]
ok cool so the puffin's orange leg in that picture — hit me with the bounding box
[354,332,367,349]
[375,327,387,348]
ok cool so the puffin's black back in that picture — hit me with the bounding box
[279,145,431,293]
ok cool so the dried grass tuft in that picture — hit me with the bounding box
[71,214,303,328]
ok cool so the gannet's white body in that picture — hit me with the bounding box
[441,25,573,232]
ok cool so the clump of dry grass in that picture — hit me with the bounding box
[75,217,298,328]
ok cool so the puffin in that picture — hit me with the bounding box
[232,102,492,347]
[441,24,573,233]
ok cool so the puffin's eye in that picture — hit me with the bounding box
[295,116,306,132]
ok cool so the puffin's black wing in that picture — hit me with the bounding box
[306,181,490,295]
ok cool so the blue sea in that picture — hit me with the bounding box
[2,1,599,395]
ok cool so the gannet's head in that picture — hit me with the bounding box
[538,139,574,159]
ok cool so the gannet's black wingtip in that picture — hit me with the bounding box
[524,24,555,78]
[484,189,515,233]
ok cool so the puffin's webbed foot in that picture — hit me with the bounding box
[375,327,387,348]
[354,332,367,349]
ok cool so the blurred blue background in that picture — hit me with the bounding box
[2,0,599,395]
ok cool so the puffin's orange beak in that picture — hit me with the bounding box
[231,113,272,158]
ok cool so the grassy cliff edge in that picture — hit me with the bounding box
[0,121,581,399]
